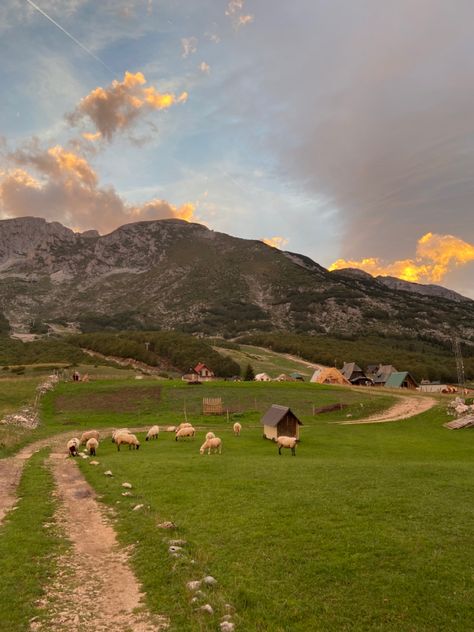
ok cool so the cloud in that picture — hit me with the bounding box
[225,0,254,29]
[0,144,197,234]
[181,36,198,58]
[199,61,211,74]
[261,236,289,250]
[329,233,474,284]
[68,71,188,142]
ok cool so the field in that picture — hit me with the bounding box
[213,344,320,378]
[1,375,473,631]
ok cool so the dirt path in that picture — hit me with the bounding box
[31,453,167,632]
[338,394,437,424]
[0,435,65,523]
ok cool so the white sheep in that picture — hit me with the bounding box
[276,436,297,456]
[233,422,242,436]
[67,438,80,457]
[200,437,222,455]
[146,425,160,441]
[111,428,130,443]
[116,432,140,451]
[80,430,100,445]
[175,422,193,433]
[175,426,195,441]
[86,437,99,456]
[205,431,216,440]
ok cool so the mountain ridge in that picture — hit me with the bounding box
[0,216,472,343]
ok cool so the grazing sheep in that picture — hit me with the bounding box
[146,425,160,441]
[175,422,193,433]
[67,438,80,457]
[276,436,297,456]
[111,428,130,443]
[80,430,100,445]
[200,437,222,455]
[116,432,140,451]
[205,431,216,441]
[86,437,99,456]
[175,426,195,441]
[233,422,242,436]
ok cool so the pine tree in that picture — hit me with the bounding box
[244,363,255,381]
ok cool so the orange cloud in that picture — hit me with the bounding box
[0,145,197,234]
[261,236,289,250]
[68,71,188,141]
[225,0,254,28]
[329,233,474,283]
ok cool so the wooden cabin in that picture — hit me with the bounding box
[261,405,303,441]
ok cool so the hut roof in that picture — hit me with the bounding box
[341,362,363,379]
[385,371,418,388]
[310,367,350,385]
[260,404,303,427]
[373,364,397,384]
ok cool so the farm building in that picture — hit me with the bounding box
[310,367,350,386]
[384,371,418,389]
[418,383,457,393]
[261,405,303,441]
[274,373,296,382]
[290,372,305,381]
[367,364,398,386]
[341,362,373,386]
[194,363,215,379]
[255,372,272,382]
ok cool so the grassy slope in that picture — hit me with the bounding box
[213,344,319,378]
[0,376,42,455]
[75,405,474,632]
[0,449,64,632]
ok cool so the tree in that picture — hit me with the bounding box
[244,363,255,381]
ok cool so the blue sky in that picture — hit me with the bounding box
[0,1,473,297]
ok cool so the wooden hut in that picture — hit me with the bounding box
[310,367,350,386]
[384,371,418,389]
[261,405,303,441]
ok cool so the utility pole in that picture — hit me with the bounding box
[453,336,466,396]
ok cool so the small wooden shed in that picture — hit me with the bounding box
[261,405,303,441]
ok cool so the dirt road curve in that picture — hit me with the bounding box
[32,454,167,632]
[338,395,437,424]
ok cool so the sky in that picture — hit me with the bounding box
[0,0,473,297]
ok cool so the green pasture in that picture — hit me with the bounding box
[72,400,474,632]
[0,449,64,632]
[213,343,318,378]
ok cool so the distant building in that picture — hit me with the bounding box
[255,372,272,382]
[261,405,303,441]
[367,364,398,386]
[310,367,350,386]
[384,371,418,389]
[193,363,215,379]
[341,362,373,386]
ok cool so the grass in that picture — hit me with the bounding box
[0,449,64,632]
[74,405,474,632]
[213,343,320,378]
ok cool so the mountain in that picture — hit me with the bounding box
[0,216,473,344]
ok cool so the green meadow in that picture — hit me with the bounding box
[1,375,473,630]
[35,379,474,631]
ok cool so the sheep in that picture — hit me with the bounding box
[233,422,242,436]
[111,428,130,443]
[276,436,297,456]
[115,432,140,451]
[175,422,193,433]
[200,437,222,455]
[205,431,216,441]
[146,425,160,441]
[86,437,99,456]
[175,426,195,441]
[67,438,80,457]
[80,430,100,445]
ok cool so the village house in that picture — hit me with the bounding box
[193,363,215,379]
[341,362,373,386]
[310,366,350,386]
[384,371,418,389]
[261,405,303,441]
[366,364,398,386]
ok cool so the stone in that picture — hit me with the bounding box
[122,482,132,489]
[169,539,187,546]
[104,470,113,476]
[132,504,144,511]
[199,604,214,615]
[122,492,133,497]
[157,521,176,529]
[186,580,202,591]
[168,545,183,554]
[89,460,99,466]
[203,575,217,586]
[220,622,235,631]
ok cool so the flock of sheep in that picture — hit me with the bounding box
[66,421,298,458]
